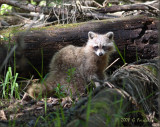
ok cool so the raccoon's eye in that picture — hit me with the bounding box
[102,46,107,50]
[93,46,99,50]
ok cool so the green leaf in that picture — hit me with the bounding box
[108,3,112,7]
[0,4,12,15]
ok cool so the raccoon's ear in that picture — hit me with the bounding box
[88,31,97,39]
[106,32,114,40]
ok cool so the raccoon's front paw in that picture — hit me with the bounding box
[88,74,98,81]
[27,83,47,99]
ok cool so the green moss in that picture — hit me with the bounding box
[54,23,81,29]
[29,26,48,31]
[144,65,158,77]
[0,22,83,38]
[0,26,22,37]
[0,15,151,38]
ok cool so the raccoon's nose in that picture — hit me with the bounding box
[99,52,103,56]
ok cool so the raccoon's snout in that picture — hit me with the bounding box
[99,52,103,56]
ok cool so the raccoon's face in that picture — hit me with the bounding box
[87,31,115,56]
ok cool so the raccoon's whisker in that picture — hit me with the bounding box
[104,58,120,71]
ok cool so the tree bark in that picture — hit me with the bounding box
[0,15,158,77]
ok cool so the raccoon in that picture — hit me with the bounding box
[27,31,115,98]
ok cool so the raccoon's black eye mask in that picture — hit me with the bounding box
[93,46,99,51]
[102,46,107,50]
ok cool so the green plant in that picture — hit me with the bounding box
[39,1,46,6]
[41,48,44,78]
[0,35,9,41]
[9,119,16,127]
[30,0,36,5]
[28,48,44,81]
[0,4,12,15]
[136,47,140,61]
[66,67,76,97]
[108,3,112,7]
[113,41,126,64]
[60,106,65,123]
[13,42,16,76]
[123,46,126,62]
[86,80,95,94]
[112,96,124,126]
[34,116,46,127]
[66,68,76,83]
[54,0,63,5]
[54,110,61,127]
[54,108,66,127]
[1,67,20,99]
[28,62,43,80]
[86,91,92,127]
[34,112,56,127]
[44,97,47,115]
[34,108,66,127]
[54,83,65,99]
[119,2,124,5]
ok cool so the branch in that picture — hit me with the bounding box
[97,3,160,14]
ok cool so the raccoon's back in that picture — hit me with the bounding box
[46,45,86,94]
[49,45,84,72]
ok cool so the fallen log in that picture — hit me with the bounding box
[0,16,159,77]
[66,58,159,127]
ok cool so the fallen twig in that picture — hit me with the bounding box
[105,58,120,71]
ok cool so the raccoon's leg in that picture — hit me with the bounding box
[27,81,55,98]
[96,72,106,80]
[27,83,48,98]
[89,72,106,87]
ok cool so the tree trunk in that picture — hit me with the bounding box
[0,15,158,77]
